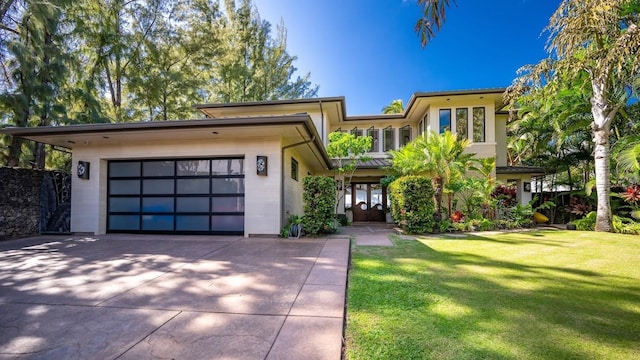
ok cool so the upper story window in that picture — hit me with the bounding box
[418,120,424,136]
[439,109,451,133]
[351,127,363,137]
[473,107,485,142]
[437,106,486,143]
[383,126,395,152]
[456,108,468,140]
[367,126,379,152]
[400,125,411,147]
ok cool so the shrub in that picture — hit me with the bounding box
[388,175,435,234]
[302,176,336,235]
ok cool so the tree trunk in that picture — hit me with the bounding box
[6,136,22,167]
[433,177,443,221]
[33,142,46,169]
[590,80,613,232]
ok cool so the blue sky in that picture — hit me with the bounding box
[253,0,562,115]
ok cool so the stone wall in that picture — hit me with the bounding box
[0,167,43,240]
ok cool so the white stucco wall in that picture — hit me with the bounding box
[70,136,283,237]
[282,146,312,225]
[497,174,534,205]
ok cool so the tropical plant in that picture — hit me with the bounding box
[326,131,372,217]
[507,0,640,232]
[390,130,475,220]
[381,99,404,114]
[388,175,436,234]
[415,0,456,47]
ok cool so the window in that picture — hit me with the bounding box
[400,125,411,147]
[367,126,379,152]
[291,158,299,181]
[383,126,395,152]
[418,120,423,136]
[473,107,485,142]
[456,108,468,140]
[351,127,363,137]
[439,109,451,133]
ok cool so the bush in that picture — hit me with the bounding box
[388,175,435,234]
[302,176,336,235]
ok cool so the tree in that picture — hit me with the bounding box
[382,99,404,114]
[390,130,475,220]
[507,0,640,232]
[415,0,456,47]
[326,131,372,218]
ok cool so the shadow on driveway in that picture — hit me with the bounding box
[0,234,349,359]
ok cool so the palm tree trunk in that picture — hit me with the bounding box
[591,81,613,232]
[433,177,443,221]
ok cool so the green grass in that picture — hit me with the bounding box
[345,231,640,359]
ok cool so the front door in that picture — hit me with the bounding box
[350,183,386,222]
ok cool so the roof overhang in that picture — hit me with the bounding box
[194,97,347,121]
[1,115,333,170]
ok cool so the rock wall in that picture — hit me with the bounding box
[0,167,43,240]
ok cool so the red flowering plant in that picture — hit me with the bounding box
[450,210,465,223]
[565,196,592,217]
[621,184,640,204]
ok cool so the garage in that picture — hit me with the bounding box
[107,158,245,235]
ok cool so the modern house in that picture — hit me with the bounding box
[2,88,542,237]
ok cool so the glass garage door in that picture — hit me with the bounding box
[107,158,244,235]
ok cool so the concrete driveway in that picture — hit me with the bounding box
[0,234,349,359]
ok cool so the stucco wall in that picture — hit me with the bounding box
[497,173,533,205]
[282,147,312,225]
[70,136,283,237]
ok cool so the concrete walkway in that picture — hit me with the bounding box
[0,234,350,359]
[335,223,401,246]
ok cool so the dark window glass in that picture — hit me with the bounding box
[176,197,209,212]
[456,108,469,140]
[418,120,423,136]
[142,197,174,212]
[211,178,244,194]
[473,107,486,142]
[110,180,140,195]
[143,179,174,194]
[212,196,244,212]
[143,161,174,177]
[351,127,363,137]
[439,109,451,133]
[367,127,379,152]
[291,158,299,181]
[211,215,244,232]
[109,162,140,177]
[383,127,395,152]
[142,215,173,231]
[177,178,209,194]
[109,197,140,212]
[109,215,140,230]
[177,160,210,176]
[400,126,411,147]
[212,159,244,175]
[176,215,209,231]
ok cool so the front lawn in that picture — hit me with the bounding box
[345,231,640,359]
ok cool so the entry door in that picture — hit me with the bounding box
[351,183,386,222]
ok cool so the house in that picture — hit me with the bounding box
[1,88,542,237]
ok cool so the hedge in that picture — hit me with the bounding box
[388,175,436,234]
[302,176,336,235]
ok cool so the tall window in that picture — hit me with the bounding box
[456,108,468,140]
[383,126,395,152]
[418,120,424,136]
[291,158,299,181]
[439,109,451,133]
[473,107,485,142]
[367,127,379,152]
[400,125,412,147]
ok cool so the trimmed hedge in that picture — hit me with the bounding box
[302,176,336,235]
[388,175,436,234]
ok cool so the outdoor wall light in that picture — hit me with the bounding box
[77,161,90,180]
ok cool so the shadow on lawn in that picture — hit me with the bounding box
[348,234,640,359]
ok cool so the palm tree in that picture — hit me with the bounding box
[415,0,456,47]
[507,0,640,232]
[381,99,404,114]
[390,130,475,219]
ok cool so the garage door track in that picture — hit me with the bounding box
[0,234,350,359]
